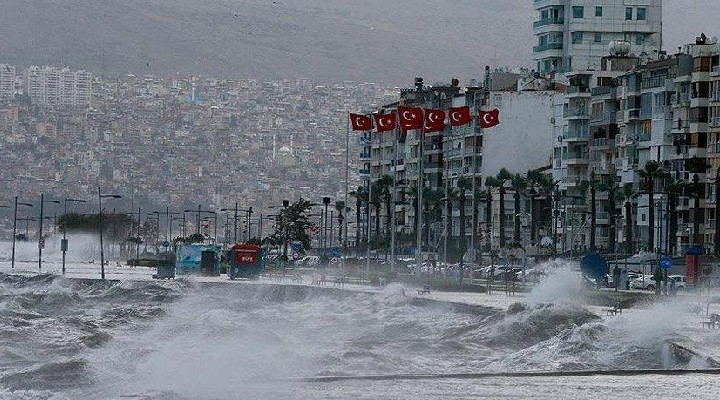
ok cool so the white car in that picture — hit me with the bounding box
[668,275,688,290]
[630,274,660,290]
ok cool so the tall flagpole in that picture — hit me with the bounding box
[390,117,398,273]
[365,125,372,277]
[416,112,424,281]
[343,114,350,273]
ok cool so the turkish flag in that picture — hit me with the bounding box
[349,113,372,131]
[478,108,500,128]
[398,106,423,131]
[448,106,472,126]
[374,112,397,132]
[424,108,445,133]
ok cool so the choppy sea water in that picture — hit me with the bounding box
[0,270,719,400]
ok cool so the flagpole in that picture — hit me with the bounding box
[416,114,424,284]
[390,117,398,273]
[343,114,350,274]
[443,116,449,285]
[366,126,372,278]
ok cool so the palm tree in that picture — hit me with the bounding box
[617,183,635,255]
[665,178,686,256]
[489,168,513,248]
[422,187,443,251]
[376,174,394,242]
[510,173,528,245]
[715,168,720,256]
[349,186,368,249]
[580,173,602,252]
[457,177,473,257]
[638,161,666,252]
[599,180,619,254]
[444,186,458,258]
[370,180,382,248]
[687,156,709,249]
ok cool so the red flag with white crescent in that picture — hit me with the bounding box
[448,106,472,126]
[373,112,397,133]
[349,113,372,131]
[397,106,423,131]
[423,108,445,133]
[478,108,500,128]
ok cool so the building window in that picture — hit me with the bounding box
[572,31,583,44]
[572,6,584,19]
[594,32,602,43]
[625,7,633,20]
[637,7,647,20]
[595,6,602,17]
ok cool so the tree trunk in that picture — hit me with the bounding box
[590,186,596,252]
[529,196,536,246]
[485,192,493,251]
[668,193,677,256]
[374,202,380,248]
[625,201,633,255]
[385,196,391,243]
[499,187,506,248]
[446,196,453,257]
[513,191,521,244]
[648,188,655,252]
[355,198,361,249]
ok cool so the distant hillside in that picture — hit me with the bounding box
[0,0,717,84]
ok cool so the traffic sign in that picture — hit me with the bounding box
[162,241,170,248]
[330,257,339,264]
[292,252,301,260]
[331,247,341,257]
[659,257,673,270]
[38,237,45,250]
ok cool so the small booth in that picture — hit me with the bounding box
[228,243,266,280]
[176,244,222,276]
[152,251,177,279]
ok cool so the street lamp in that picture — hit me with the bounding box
[220,205,254,243]
[38,194,61,270]
[11,198,33,269]
[98,187,122,280]
[61,198,86,274]
[184,205,216,237]
[322,197,331,257]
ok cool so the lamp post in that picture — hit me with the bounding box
[184,206,216,241]
[98,188,122,280]
[62,198,86,274]
[11,198,33,269]
[220,205,253,243]
[38,194,61,270]
[148,212,161,252]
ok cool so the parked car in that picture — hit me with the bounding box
[630,274,660,290]
[668,275,688,290]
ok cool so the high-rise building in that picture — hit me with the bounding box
[533,0,662,75]
[25,66,92,107]
[0,64,15,99]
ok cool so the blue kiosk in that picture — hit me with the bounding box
[176,243,222,276]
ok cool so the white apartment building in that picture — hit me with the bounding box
[26,66,92,108]
[533,0,662,75]
[0,64,15,99]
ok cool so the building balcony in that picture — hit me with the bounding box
[562,154,589,165]
[533,0,564,8]
[590,111,617,125]
[533,17,565,29]
[589,137,608,148]
[563,127,590,141]
[710,117,720,128]
[566,85,591,98]
[591,86,616,97]
[533,42,563,55]
[359,152,371,161]
[563,107,590,119]
[711,65,720,77]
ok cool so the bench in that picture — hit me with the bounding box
[605,304,623,316]
[417,285,431,295]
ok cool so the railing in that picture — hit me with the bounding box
[628,109,640,119]
[533,17,565,28]
[712,65,720,76]
[641,75,667,90]
[359,152,371,159]
[567,86,590,95]
[533,43,563,52]
[710,117,720,127]
[590,137,608,147]
[564,107,589,118]
[590,111,616,123]
[591,86,614,96]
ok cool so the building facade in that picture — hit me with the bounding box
[25,66,92,108]
[533,0,662,75]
